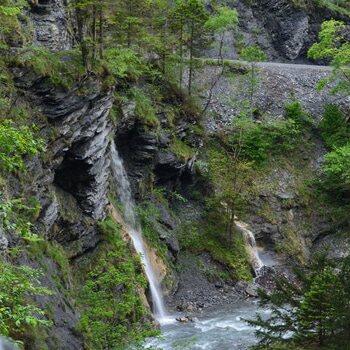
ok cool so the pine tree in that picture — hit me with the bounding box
[295,268,338,347]
[170,0,209,93]
[246,254,350,349]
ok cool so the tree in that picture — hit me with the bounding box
[240,46,267,118]
[308,19,350,97]
[183,0,209,95]
[170,0,209,93]
[204,6,238,63]
[111,0,151,49]
[202,6,239,112]
[246,254,350,349]
[295,268,338,347]
[72,0,90,67]
[207,129,257,246]
[323,143,350,192]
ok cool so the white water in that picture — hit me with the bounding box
[110,142,167,321]
[235,221,263,271]
[144,302,268,349]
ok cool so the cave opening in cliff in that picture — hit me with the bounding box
[54,157,91,198]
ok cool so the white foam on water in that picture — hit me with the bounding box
[158,316,177,326]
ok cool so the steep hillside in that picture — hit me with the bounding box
[0,0,349,348]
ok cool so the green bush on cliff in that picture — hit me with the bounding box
[0,119,45,172]
[319,104,349,149]
[218,117,300,166]
[323,143,350,189]
[131,87,160,127]
[0,262,53,346]
[78,217,159,349]
[104,48,151,81]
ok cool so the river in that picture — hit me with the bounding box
[144,301,269,350]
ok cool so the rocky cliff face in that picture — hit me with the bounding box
[3,0,349,346]
[207,0,343,62]
[27,0,73,51]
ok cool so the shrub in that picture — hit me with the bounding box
[0,262,52,345]
[319,104,349,149]
[130,88,160,127]
[0,119,45,172]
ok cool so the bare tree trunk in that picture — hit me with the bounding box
[76,5,89,69]
[92,5,97,59]
[202,32,226,112]
[179,19,183,88]
[98,7,103,59]
[188,21,194,95]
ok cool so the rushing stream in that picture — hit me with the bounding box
[144,302,269,349]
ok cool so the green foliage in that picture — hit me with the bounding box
[104,49,151,80]
[111,0,152,49]
[130,88,160,127]
[23,49,86,90]
[308,20,350,96]
[204,7,238,34]
[170,137,195,162]
[319,104,349,149]
[207,146,256,222]
[285,100,307,126]
[0,0,27,51]
[0,120,45,172]
[0,262,52,344]
[177,221,202,252]
[0,194,41,241]
[136,201,169,264]
[79,217,159,349]
[292,0,350,15]
[177,221,252,282]
[323,143,350,188]
[231,45,266,118]
[247,254,350,349]
[170,0,210,92]
[318,103,350,198]
[241,46,267,63]
[226,117,300,165]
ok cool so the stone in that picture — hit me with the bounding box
[28,0,73,52]
[0,227,8,252]
[158,132,172,147]
[276,192,295,200]
[39,197,59,233]
[245,284,259,297]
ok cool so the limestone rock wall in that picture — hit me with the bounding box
[206,0,346,62]
[27,0,73,51]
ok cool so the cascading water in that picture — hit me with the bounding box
[235,221,263,272]
[110,141,167,321]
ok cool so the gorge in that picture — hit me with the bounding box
[0,0,350,349]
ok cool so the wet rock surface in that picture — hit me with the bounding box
[115,104,198,194]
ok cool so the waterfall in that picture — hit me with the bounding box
[110,141,167,321]
[235,221,263,272]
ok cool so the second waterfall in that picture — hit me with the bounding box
[110,141,167,322]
